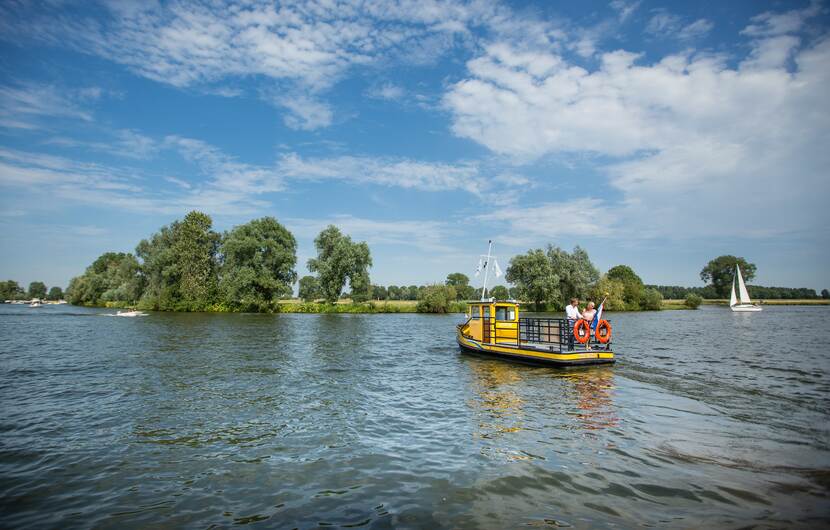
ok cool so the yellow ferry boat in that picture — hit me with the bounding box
[457,300,615,367]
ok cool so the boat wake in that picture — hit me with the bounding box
[105,310,148,317]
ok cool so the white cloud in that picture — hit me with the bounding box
[646,10,713,41]
[277,153,485,195]
[277,95,334,131]
[444,7,830,241]
[677,19,714,41]
[741,1,822,38]
[610,1,641,23]
[288,214,458,254]
[165,135,284,195]
[46,129,159,159]
[0,83,94,129]
[0,0,569,131]
[366,83,405,101]
[478,198,613,246]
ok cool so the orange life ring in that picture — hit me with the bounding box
[573,319,591,344]
[595,320,612,343]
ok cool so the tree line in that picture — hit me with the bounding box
[8,223,828,312]
[648,255,827,300]
[65,211,372,312]
[0,280,63,301]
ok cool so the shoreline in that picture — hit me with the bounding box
[39,297,830,314]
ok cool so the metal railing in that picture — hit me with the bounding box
[467,317,612,352]
[519,317,610,352]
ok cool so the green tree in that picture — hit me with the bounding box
[219,217,297,311]
[306,225,372,304]
[386,285,400,300]
[506,249,560,311]
[298,276,321,301]
[641,287,664,310]
[137,211,220,311]
[823,289,829,299]
[28,281,47,299]
[416,284,457,313]
[700,255,756,298]
[547,245,599,304]
[590,276,626,311]
[446,272,472,300]
[406,285,419,300]
[47,286,64,301]
[67,252,143,305]
[684,293,703,309]
[489,285,509,300]
[371,285,388,300]
[0,280,25,300]
[607,265,645,310]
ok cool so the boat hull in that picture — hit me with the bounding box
[731,304,762,312]
[457,329,614,368]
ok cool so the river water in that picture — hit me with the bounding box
[1,304,828,528]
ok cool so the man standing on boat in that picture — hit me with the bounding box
[566,298,581,349]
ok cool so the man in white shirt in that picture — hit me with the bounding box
[565,298,580,350]
[566,298,581,321]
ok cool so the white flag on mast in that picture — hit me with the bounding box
[493,258,502,278]
[474,258,483,277]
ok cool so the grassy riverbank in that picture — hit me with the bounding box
[703,298,829,305]
[662,298,829,309]
[98,299,427,313]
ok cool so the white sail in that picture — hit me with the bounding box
[736,265,751,304]
[729,279,737,307]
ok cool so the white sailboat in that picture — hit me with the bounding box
[730,265,762,312]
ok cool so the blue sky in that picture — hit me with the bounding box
[0,0,828,291]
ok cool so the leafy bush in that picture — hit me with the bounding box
[590,276,626,311]
[416,284,457,313]
[684,293,703,309]
[641,288,663,310]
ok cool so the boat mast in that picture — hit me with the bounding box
[480,240,493,301]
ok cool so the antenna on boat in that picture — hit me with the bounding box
[480,240,493,301]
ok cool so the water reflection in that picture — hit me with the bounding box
[555,368,619,431]
[467,360,526,440]
[466,360,619,440]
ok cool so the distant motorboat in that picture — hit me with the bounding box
[115,310,146,317]
[29,299,43,308]
[730,265,762,312]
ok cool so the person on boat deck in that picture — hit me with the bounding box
[582,302,597,323]
[566,298,581,350]
[565,298,581,321]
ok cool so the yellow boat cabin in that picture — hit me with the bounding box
[457,300,615,367]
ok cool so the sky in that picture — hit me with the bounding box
[0,0,828,292]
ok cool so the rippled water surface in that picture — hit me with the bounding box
[1,304,828,528]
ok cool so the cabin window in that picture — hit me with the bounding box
[495,306,516,321]
[469,306,480,319]
[483,306,491,318]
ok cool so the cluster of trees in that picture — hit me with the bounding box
[504,245,663,311]
[67,211,372,311]
[0,280,63,301]
[591,265,664,311]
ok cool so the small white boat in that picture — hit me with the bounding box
[730,265,762,312]
[29,299,42,308]
[115,310,146,317]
